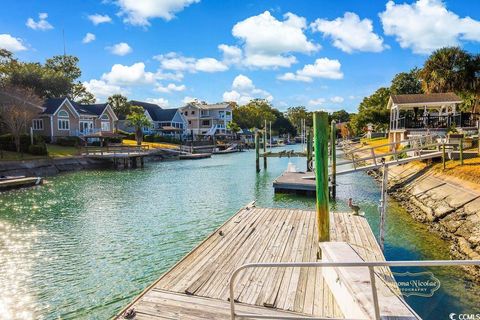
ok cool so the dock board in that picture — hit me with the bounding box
[115,206,415,319]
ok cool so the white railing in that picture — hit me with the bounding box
[229,260,480,320]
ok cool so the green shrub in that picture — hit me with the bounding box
[0,134,44,153]
[28,144,48,155]
[56,136,81,147]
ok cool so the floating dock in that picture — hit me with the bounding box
[273,171,316,195]
[115,205,417,319]
[0,176,43,191]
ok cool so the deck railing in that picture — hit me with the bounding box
[81,145,149,156]
[229,260,480,320]
[397,113,480,130]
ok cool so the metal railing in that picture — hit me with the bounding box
[229,260,480,320]
[397,113,480,130]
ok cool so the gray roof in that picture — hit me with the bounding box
[391,93,462,105]
[184,102,232,110]
[155,108,179,122]
[129,100,180,122]
[41,97,108,116]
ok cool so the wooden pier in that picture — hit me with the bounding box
[273,171,316,194]
[81,146,150,169]
[0,176,43,191]
[114,205,417,320]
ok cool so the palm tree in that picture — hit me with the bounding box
[126,106,151,145]
[227,121,241,139]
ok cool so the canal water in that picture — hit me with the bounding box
[0,146,478,319]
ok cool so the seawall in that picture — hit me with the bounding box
[372,162,480,279]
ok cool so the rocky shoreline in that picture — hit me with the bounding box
[369,163,480,281]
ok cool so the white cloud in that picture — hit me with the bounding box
[146,97,169,107]
[115,0,200,26]
[182,96,198,104]
[108,42,133,56]
[231,11,319,68]
[88,14,112,25]
[308,98,326,106]
[82,33,96,44]
[278,58,343,82]
[380,0,480,54]
[311,12,386,53]
[155,83,186,93]
[26,13,53,31]
[330,96,344,103]
[101,62,156,85]
[0,34,27,52]
[218,44,242,65]
[154,52,228,73]
[83,79,126,101]
[223,74,273,105]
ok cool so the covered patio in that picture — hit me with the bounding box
[388,93,479,142]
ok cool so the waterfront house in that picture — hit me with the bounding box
[118,100,187,139]
[33,97,117,142]
[180,101,234,138]
[388,93,478,143]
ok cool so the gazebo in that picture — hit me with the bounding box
[387,93,478,143]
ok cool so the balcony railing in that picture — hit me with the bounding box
[397,112,479,129]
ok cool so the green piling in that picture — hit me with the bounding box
[306,130,312,171]
[263,129,267,169]
[330,120,336,198]
[255,131,260,173]
[314,112,330,242]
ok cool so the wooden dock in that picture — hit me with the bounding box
[115,205,417,319]
[273,171,316,195]
[0,176,43,191]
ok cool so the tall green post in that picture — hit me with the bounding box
[306,130,312,172]
[314,112,330,242]
[330,120,336,198]
[255,131,260,173]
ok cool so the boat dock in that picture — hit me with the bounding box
[115,204,417,319]
[0,176,43,191]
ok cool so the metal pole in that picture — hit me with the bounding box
[460,137,464,165]
[442,142,446,170]
[255,131,260,173]
[330,120,336,199]
[269,121,272,152]
[379,162,388,252]
[263,120,267,169]
[313,112,330,242]
[306,130,312,172]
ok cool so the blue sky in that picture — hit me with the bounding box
[0,0,479,112]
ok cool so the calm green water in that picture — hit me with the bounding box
[0,147,478,319]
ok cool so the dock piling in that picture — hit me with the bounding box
[459,137,464,165]
[306,129,312,171]
[255,131,260,173]
[442,142,446,170]
[263,122,267,169]
[313,112,330,242]
[330,120,336,199]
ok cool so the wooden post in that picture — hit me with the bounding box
[330,120,336,199]
[263,125,267,169]
[255,131,260,173]
[314,112,330,242]
[306,129,312,171]
[442,142,446,170]
[459,137,464,165]
[140,156,144,168]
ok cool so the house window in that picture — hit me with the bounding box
[58,119,70,130]
[58,110,69,117]
[100,114,109,120]
[32,119,43,130]
[191,111,195,115]
[101,121,110,131]
[202,120,210,126]
[188,120,192,125]
[219,111,225,119]
[184,111,188,116]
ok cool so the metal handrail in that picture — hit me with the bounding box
[229,260,480,320]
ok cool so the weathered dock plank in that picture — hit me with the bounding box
[115,207,416,319]
[273,171,316,194]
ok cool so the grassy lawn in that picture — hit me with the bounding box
[360,138,390,154]
[46,144,80,157]
[431,156,480,185]
[0,150,46,161]
[122,139,179,149]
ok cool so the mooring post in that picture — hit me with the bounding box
[442,142,446,170]
[313,112,330,242]
[330,120,337,199]
[306,130,312,171]
[255,131,260,173]
[459,137,464,165]
[263,123,267,169]
[379,162,388,252]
